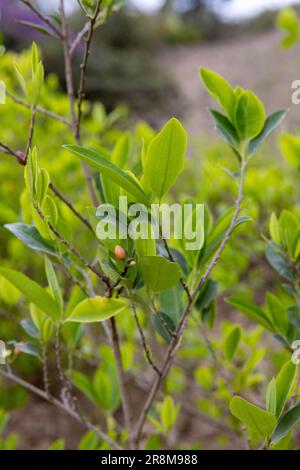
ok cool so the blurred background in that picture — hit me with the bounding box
[1,0,300,133]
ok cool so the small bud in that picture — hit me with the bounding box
[114,245,126,260]
[15,150,26,166]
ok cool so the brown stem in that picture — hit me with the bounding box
[0,368,122,450]
[49,182,94,233]
[21,0,63,39]
[131,301,161,377]
[59,0,99,207]
[35,206,110,288]
[134,158,247,447]
[110,317,134,449]
[76,1,102,142]
[7,91,71,127]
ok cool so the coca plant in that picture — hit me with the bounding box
[0,0,297,450]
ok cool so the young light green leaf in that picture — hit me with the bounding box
[64,145,149,206]
[139,256,181,292]
[234,91,266,141]
[230,396,277,438]
[200,68,236,121]
[271,403,300,445]
[275,361,297,417]
[279,134,300,168]
[0,268,60,320]
[269,212,281,246]
[224,326,241,361]
[266,377,277,415]
[66,296,128,323]
[276,8,300,48]
[266,292,288,336]
[159,396,180,435]
[143,118,187,200]
[44,258,63,314]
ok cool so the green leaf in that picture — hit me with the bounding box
[5,223,56,257]
[276,8,300,48]
[269,212,281,246]
[44,258,63,315]
[275,361,297,417]
[0,268,60,320]
[111,132,131,168]
[208,109,239,147]
[143,118,187,200]
[234,91,266,141]
[272,403,300,445]
[279,134,300,168]
[159,396,180,434]
[200,68,236,121]
[66,296,128,323]
[230,396,276,438]
[160,284,183,324]
[249,110,288,156]
[63,145,149,206]
[226,296,274,331]
[266,377,277,415]
[224,326,241,361]
[139,256,181,292]
[266,293,288,336]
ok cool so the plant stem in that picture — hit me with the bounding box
[0,368,123,450]
[134,158,247,447]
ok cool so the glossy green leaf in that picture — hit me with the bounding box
[266,378,277,416]
[66,296,128,323]
[272,403,300,445]
[200,68,236,121]
[0,268,60,320]
[230,396,276,438]
[139,256,181,292]
[249,110,287,156]
[234,91,265,141]
[44,257,63,314]
[143,118,187,200]
[275,361,297,417]
[64,145,149,205]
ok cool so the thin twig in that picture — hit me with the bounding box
[70,22,90,57]
[134,158,247,446]
[7,91,72,127]
[20,0,63,39]
[162,238,192,302]
[131,301,161,376]
[110,317,134,449]
[76,0,102,142]
[41,342,50,397]
[35,205,110,288]
[0,368,123,450]
[59,0,99,207]
[49,182,94,233]
[25,105,36,159]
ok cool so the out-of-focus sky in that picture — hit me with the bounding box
[44,0,300,20]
